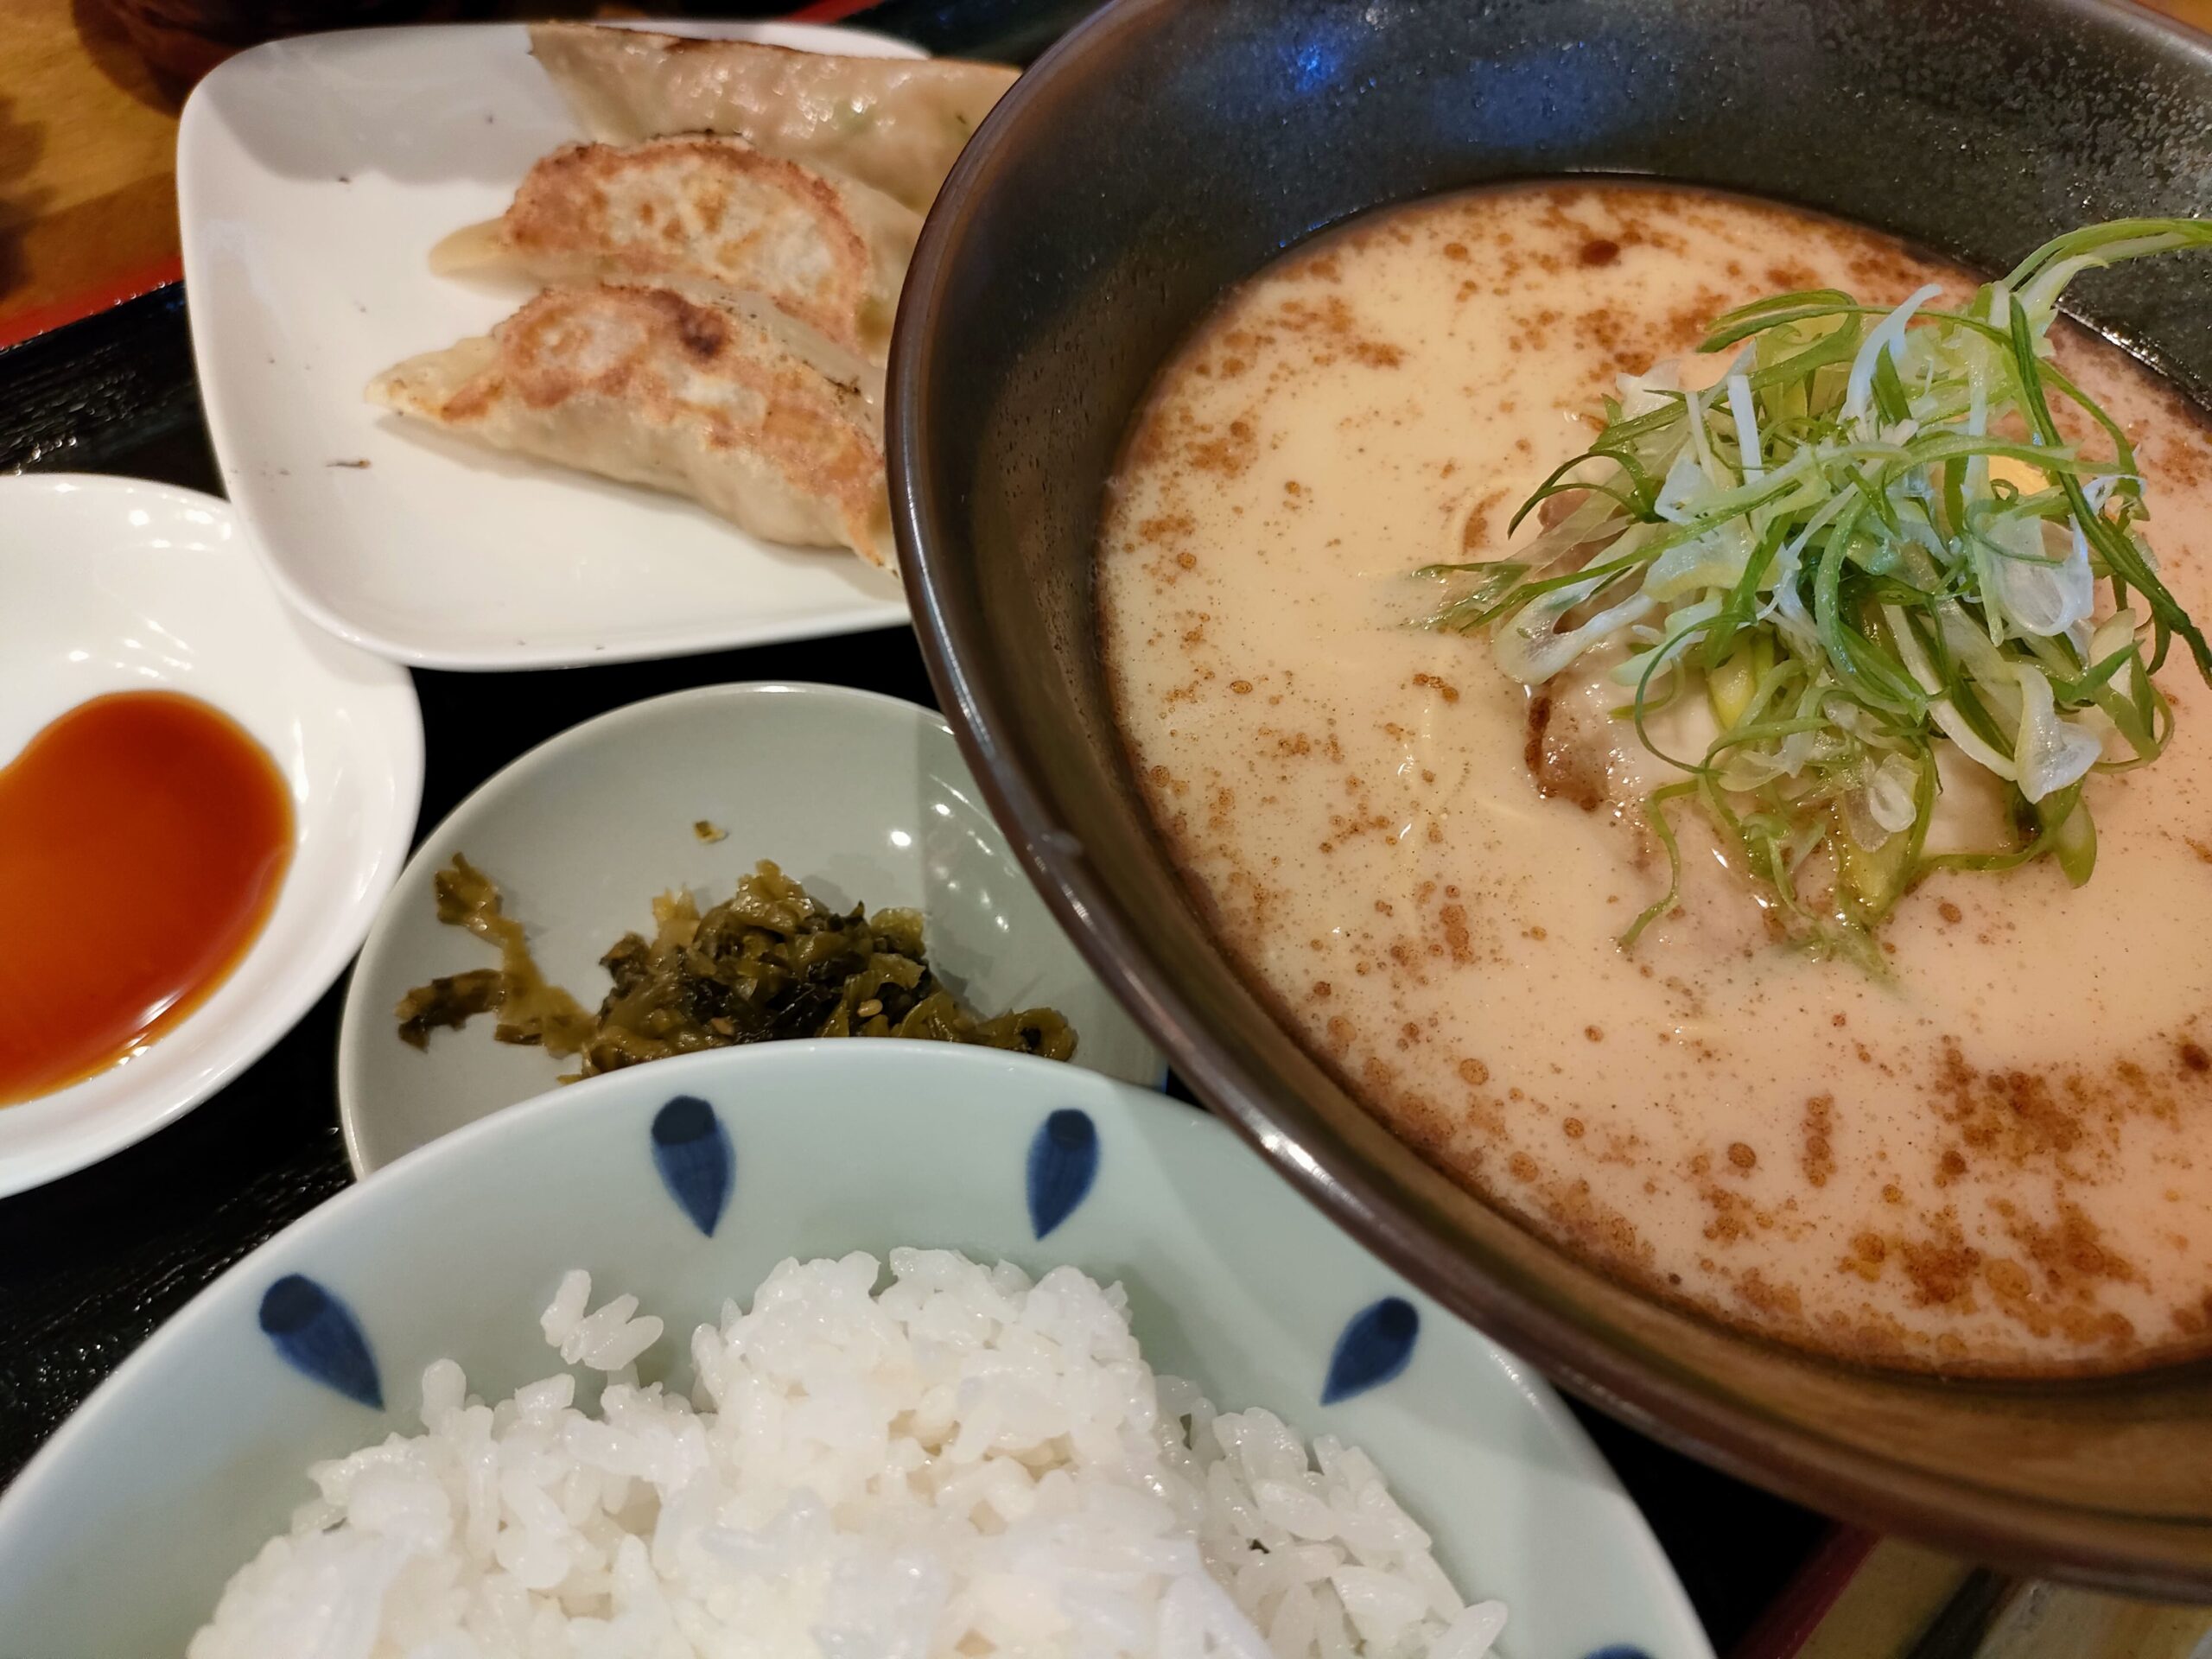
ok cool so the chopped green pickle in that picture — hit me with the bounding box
[397,855,1076,1075]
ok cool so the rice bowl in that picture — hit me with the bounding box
[0,1042,1707,1659]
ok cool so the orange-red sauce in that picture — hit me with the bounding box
[0,690,294,1104]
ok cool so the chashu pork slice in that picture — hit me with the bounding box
[366,283,892,567]
[527,23,1016,214]
[431,137,920,365]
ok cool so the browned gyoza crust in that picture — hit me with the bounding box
[369,283,890,563]
[469,137,918,361]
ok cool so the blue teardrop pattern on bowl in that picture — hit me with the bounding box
[652,1095,734,1236]
[1582,1647,1653,1659]
[258,1274,382,1408]
[1320,1295,1419,1405]
[1027,1107,1099,1238]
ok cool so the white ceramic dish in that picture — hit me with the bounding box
[175,21,918,671]
[0,476,421,1195]
[0,1041,1711,1659]
[338,683,1162,1172]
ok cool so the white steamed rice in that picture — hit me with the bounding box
[190,1249,1505,1659]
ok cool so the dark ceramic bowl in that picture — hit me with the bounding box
[889,0,2212,1597]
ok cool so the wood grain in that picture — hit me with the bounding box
[0,0,187,341]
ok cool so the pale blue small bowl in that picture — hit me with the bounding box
[0,1042,1710,1658]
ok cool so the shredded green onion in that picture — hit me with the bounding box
[1417,217,2212,966]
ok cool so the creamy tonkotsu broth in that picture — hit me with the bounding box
[1097,183,2212,1375]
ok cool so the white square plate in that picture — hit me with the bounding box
[177,21,918,670]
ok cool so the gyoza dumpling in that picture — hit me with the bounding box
[366,284,892,567]
[430,137,920,364]
[527,23,1016,213]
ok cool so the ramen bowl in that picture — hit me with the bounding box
[888,0,2212,1598]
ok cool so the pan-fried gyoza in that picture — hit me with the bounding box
[369,284,891,564]
[528,23,1015,213]
[369,27,1012,569]
[431,137,918,365]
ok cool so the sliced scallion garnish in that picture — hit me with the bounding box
[1419,217,2212,966]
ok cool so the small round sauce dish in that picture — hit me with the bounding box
[0,475,422,1194]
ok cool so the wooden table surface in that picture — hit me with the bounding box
[5,0,2210,346]
[1,0,192,342]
